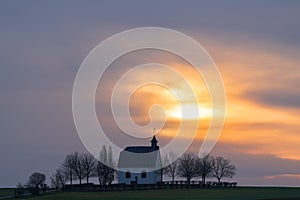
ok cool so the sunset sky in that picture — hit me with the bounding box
[1,1,300,187]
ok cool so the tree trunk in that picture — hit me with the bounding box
[187,177,190,184]
[70,172,73,185]
[86,175,89,184]
[202,176,205,185]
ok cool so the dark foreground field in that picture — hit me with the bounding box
[0,188,14,197]
[21,187,300,200]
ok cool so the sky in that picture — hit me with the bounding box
[1,0,300,187]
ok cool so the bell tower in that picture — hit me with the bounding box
[151,135,158,150]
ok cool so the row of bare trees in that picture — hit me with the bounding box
[16,149,236,196]
[50,145,115,188]
[50,149,236,188]
[163,153,236,184]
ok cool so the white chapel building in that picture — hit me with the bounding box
[117,136,162,185]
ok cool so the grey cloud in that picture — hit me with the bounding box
[246,88,300,109]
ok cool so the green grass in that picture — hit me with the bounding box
[0,188,15,197]
[23,187,300,200]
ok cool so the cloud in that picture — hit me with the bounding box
[246,89,300,109]
[263,174,300,180]
[1,0,300,187]
[218,121,300,160]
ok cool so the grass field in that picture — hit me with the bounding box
[0,188,14,197]
[23,187,300,200]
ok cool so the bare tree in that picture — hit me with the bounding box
[211,156,237,183]
[163,152,179,183]
[70,152,85,184]
[28,172,46,188]
[196,154,213,184]
[96,145,107,185]
[62,154,75,185]
[96,145,115,185]
[177,153,197,183]
[50,168,68,189]
[82,153,96,184]
[107,146,115,184]
[27,172,46,195]
[96,162,106,185]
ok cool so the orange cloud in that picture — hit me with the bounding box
[96,39,300,161]
[263,174,300,180]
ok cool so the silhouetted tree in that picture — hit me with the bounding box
[107,146,115,184]
[50,168,68,189]
[97,145,107,185]
[177,153,197,183]
[82,153,96,184]
[71,152,85,184]
[211,156,236,183]
[62,154,76,185]
[27,172,46,195]
[163,152,179,183]
[96,145,115,185]
[196,154,213,184]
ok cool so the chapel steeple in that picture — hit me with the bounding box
[151,135,158,150]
